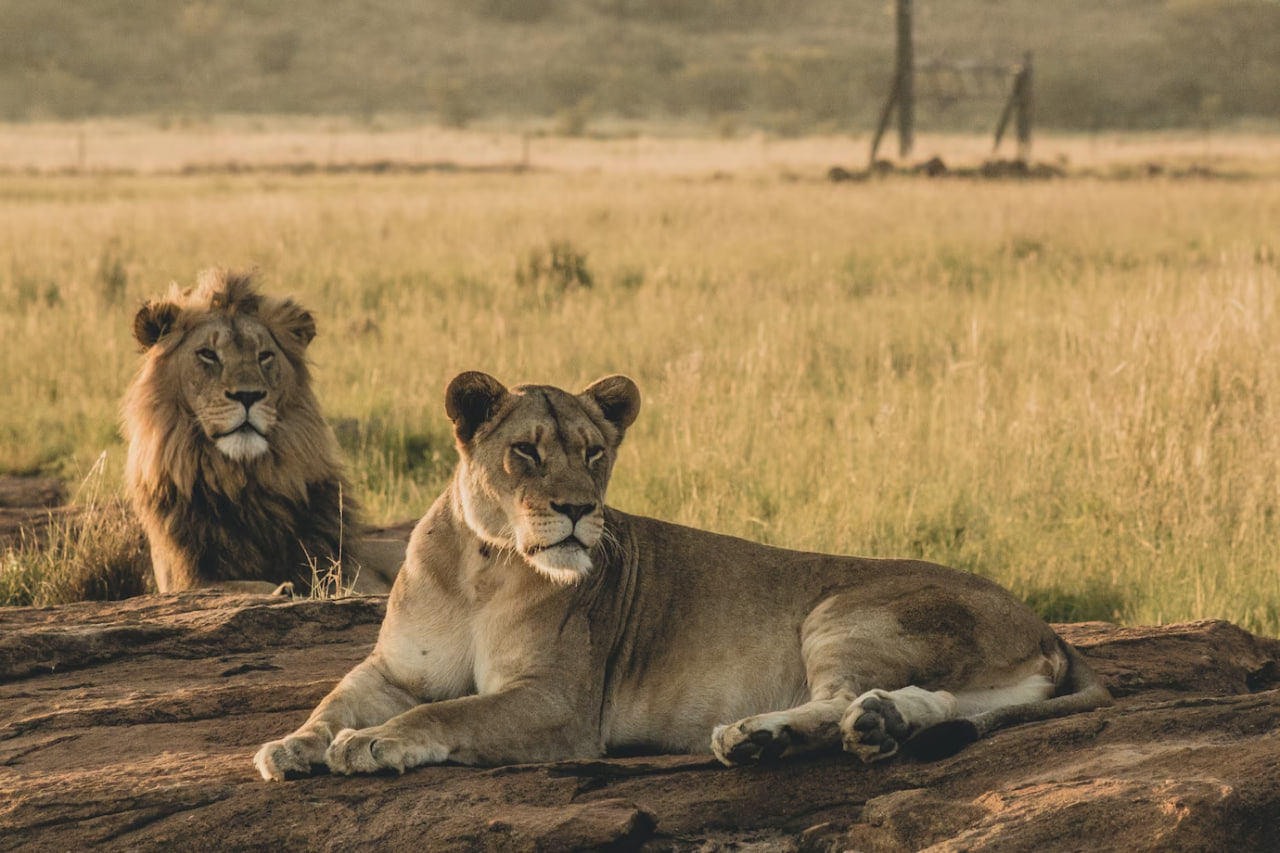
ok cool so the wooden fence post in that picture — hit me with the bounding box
[993,52,1034,162]
[869,0,914,164]
[1016,51,1033,162]
[896,0,914,158]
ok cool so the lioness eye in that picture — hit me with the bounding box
[512,442,540,464]
[196,348,219,365]
[258,351,275,366]
[586,447,604,466]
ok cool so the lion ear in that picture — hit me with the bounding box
[582,375,641,440]
[133,300,180,349]
[446,372,509,445]
[271,300,317,348]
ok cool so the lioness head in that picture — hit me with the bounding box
[446,371,641,584]
[130,268,317,463]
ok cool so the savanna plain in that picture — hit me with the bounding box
[2,136,1279,637]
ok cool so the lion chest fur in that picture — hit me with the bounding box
[140,471,348,590]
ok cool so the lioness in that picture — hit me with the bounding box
[255,372,1110,778]
[123,268,402,595]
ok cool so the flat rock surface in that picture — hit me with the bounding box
[2,594,1278,852]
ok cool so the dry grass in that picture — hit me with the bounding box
[0,454,151,606]
[1,131,1279,633]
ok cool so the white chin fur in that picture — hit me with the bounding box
[215,431,270,461]
[527,544,593,585]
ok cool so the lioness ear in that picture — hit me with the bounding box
[133,300,181,349]
[582,375,641,440]
[446,371,509,445]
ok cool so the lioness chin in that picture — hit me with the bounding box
[255,371,1110,779]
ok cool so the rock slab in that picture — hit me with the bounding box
[2,594,1278,852]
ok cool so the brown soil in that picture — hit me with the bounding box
[0,474,74,548]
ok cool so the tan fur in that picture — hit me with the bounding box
[122,269,400,595]
[255,372,1109,779]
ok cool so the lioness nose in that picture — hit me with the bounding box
[552,502,596,523]
[226,389,267,409]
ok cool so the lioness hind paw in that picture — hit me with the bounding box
[842,693,911,763]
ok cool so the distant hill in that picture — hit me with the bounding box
[1,0,1277,133]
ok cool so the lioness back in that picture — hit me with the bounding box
[254,372,1109,781]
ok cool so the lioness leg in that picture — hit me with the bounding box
[713,587,1059,767]
[711,602,886,765]
[323,681,599,773]
[254,659,417,781]
[842,672,1055,762]
[840,686,955,761]
[711,694,852,765]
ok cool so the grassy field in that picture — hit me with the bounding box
[2,133,1279,635]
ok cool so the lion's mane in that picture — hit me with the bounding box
[122,268,361,592]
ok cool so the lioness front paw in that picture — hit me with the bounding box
[711,718,793,766]
[841,692,911,763]
[254,736,321,782]
[327,727,396,774]
[326,726,447,775]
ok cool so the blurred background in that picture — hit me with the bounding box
[3,0,1277,137]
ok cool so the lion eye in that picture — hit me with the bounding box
[512,442,540,464]
[586,447,605,466]
[258,351,275,366]
[196,348,219,365]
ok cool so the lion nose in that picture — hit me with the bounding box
[552,502,596,523]
[226,389,266,409]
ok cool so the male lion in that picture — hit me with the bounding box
[123,268,401,595]
[255,371,1110,778]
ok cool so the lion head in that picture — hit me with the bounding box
[127,268,319,467]
[122,268,360,592]
[444,371,641,584]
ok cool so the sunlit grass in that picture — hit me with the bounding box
[1,165,1279,634]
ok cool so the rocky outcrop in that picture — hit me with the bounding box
[2,594,1277,852]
